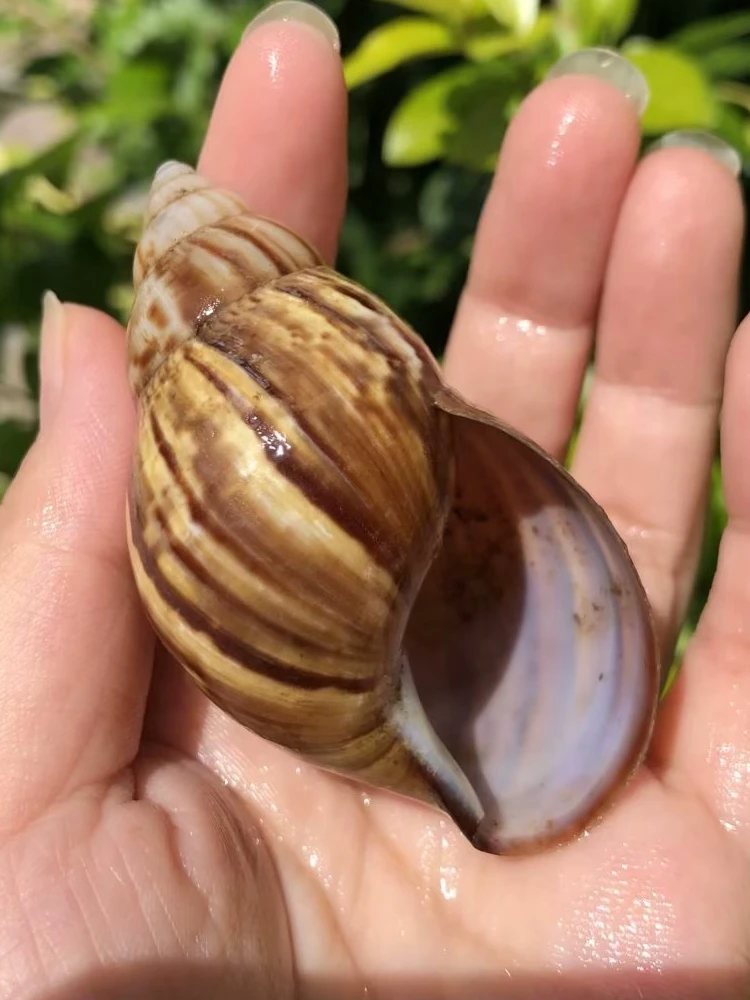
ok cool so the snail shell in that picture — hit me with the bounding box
[125,161,660,855]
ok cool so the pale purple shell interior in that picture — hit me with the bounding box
[406,400,659,852]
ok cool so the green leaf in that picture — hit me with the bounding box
[555,0,639,48]
[0,420,36,478]
[343,17,459,89]
[622,41,718,134]
[87,62,171,128]
[383,61,524,169]
[464,9,555,61]
[483,0,540,34]
[669,11,750,55]
[711,103,750,160]
[383,65,478,166]
[374,0,487,23]
[716,81,750,114]
[698,43,750,81]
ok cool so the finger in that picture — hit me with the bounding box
[0,297,153,834]
[198,2,347,262]
[654,303,750,847]
[443,52,646,459]
[570,138,744,661]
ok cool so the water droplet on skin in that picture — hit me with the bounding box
[440,876,458,901]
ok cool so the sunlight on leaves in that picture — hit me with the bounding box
[344,16,459,88]
[623,40,718,133]
[375,0,487,22]
[384,60,526,170]
[483,0,540,34]
[383,66,480,165]
[555,0,638,48]
[464,10,555,62]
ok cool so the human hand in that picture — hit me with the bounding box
[0,5,747,998]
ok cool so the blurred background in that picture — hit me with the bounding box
[1,0,749,679]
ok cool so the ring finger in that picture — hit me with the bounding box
[571,135,744,663]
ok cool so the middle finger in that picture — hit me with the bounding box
[443,52,648,460]
[572,139,744,658]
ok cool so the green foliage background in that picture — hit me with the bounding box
[1,0,749,682]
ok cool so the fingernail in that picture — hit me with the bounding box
[242,1,340,52]
[649,129,742,178]
[545,47,650,116]
[39,290,67,428]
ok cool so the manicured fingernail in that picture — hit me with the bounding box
[39,290,67,428]
[545,47,650,116]
[649,129,742,177]
[243,1,340,52]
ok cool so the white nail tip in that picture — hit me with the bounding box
[650,130,742,178]
[243,1,340,52]
[545,47,650,116]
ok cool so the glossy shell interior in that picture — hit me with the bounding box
[408,390,659,852]
[126,162,661,856]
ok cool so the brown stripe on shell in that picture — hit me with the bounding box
[133,439,369,668]
[129,489,375,695]
[150,236,240,334]
[278,276,439,469]
[284,268,450,480]
[217,217,297,275]
[143,382,390,651]
[197,276,452,602]
[284,268,442,389]
[129,212,324,395]
[146,299,170,330]
[143,164,210,226]
[140,344,406,667]
[160,624,458,818]
[130,475,481,839]
[127,503,385,750]
[185,346,403,573]
[302,268,444,390]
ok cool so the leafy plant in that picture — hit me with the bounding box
[343,0,750,170]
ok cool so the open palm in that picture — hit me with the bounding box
[1,11,748,1000]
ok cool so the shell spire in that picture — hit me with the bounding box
[127,162,324,396]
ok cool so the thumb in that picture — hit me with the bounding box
[0,294,153,837]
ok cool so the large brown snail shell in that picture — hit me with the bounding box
[125,161,660,855]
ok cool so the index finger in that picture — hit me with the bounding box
[198,3,348,262]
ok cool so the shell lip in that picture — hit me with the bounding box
[471,664,660,857]
[407,383,663,854]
